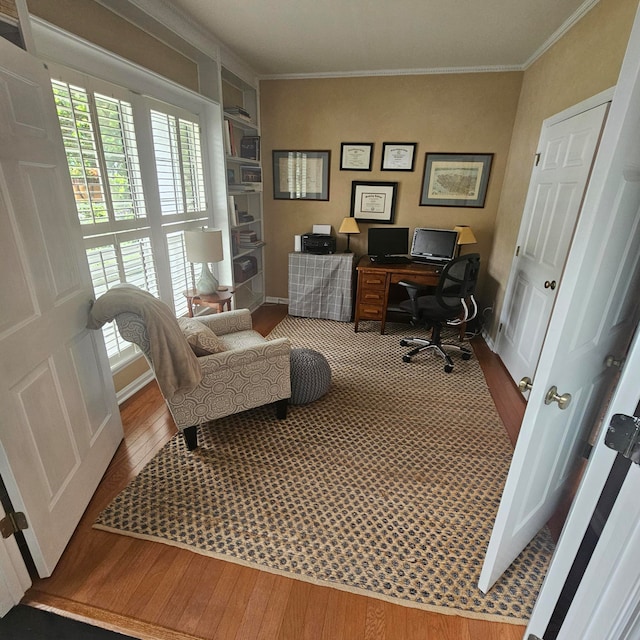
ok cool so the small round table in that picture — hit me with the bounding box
[184,288,234,317]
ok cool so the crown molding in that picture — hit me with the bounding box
[259,64,523,81]
[523,0,601,69]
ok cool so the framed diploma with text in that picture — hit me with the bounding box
[350,181,398,223]
[381,142,417,171]
[272,150,331,200]
[340,143,373,171]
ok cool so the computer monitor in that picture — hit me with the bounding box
[410,228,459,264]
[367,227,409,258]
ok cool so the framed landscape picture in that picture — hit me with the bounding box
[420,153,493,207]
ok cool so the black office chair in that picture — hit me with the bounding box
[398,253,480,373]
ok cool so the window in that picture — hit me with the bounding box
[51,71,212,367]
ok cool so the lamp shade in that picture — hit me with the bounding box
[184,228,224,263]
[453,225,477,245]
[339,217,360,234]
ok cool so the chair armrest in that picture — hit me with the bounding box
[198,337,291,375]
[195,309,252,335]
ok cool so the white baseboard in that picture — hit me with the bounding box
[482,327,497,352]
[116,370,154,405]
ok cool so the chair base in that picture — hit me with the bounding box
[400,337,472,373]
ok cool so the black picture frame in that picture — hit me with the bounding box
[420,152,493,207]
[272,150,331,200]
[340,143,374,171]
[350,181,398,223]
[381,142,417,171]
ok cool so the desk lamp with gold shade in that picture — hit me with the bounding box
[338,216,360,253]
[184,228,224,294]
[453,225,477,255]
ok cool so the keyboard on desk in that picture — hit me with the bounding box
[370,255,411,264]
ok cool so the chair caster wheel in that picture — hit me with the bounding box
[462,352,471,360]
[400,339,409,346]
[444,364,453,373]
[402,355,412,363]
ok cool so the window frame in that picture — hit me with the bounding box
[35,18,231,369]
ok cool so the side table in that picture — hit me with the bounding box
[184,288,234,317]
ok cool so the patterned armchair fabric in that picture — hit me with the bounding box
[115,308,291,450]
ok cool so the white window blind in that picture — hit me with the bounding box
[51,71,213,365]
[150,110,206,216]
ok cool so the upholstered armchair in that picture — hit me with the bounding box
[88,285,291,450]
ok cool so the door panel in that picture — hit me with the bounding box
[0,36,123,579]
[497,103,608,389]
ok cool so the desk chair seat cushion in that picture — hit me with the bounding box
[290,348,331,405]
[398,296,464,323]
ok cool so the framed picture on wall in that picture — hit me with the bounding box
[420,152,493,207]
[340,143,374,171]
[381,142,417,171]
[272,150,331,200]
[350,181,398,223]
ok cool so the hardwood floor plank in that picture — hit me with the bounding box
[255,576,294,640]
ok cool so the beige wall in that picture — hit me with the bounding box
[260,72,524,307]
[27,0,199,91]
[486,0,638,340]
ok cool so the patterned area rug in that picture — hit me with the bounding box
[96,316,554,623]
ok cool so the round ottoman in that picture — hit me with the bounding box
[289,348,331,405]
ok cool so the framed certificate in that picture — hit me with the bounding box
[340,143,373,171]
[381,142,417,171]
[350,181,398,223]
[272,150,331,200]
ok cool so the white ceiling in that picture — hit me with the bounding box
[168,0,596,78]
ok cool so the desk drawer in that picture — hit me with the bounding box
[390,272,439,287]
[357,304,384,320]
[360,273,386,289]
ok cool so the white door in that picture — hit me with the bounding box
[526,326,640,639]
[0,36,123,583]
[478,1,640,593]
[496,100,608,391]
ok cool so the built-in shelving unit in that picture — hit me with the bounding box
[221,67,265,311]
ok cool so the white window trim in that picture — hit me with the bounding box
[31,16,231,283]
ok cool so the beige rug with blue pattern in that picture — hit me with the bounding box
[95,315,554,623]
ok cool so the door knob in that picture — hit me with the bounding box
[545,385,572,410]
[518,376,533,392]
[544,280,557,290]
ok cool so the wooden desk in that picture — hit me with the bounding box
[184,288,234,317]
[354,257,442,333]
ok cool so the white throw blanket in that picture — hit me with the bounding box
[87,285,202,399]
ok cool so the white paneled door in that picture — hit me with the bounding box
[497,101,608,391]
[479,2,640,593]
[0,34,123,606]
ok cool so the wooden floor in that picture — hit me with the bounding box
[25,305,529,640]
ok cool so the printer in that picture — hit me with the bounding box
[301,233,336,254]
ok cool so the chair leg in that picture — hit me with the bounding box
[275,398,288,419]
[182,425,198,450]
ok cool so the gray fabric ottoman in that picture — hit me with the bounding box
[289,348,331,405]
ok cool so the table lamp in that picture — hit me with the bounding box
[184,228,224,294]
[338,217,360,253]
[453,225,477,255]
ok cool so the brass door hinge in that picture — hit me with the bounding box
[0,511,28,539]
